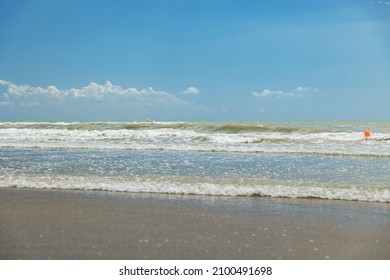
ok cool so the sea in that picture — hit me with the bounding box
[0,121,389,202]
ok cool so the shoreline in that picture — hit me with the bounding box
[1,187,389,260]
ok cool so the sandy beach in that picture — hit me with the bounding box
[0,187,389,260]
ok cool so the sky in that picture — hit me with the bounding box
[0,0,389,121]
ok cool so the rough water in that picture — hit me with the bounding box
[1,121,389,202]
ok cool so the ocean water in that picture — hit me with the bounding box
[0,121,389,202]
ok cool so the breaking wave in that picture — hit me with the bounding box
[0,121,389,157]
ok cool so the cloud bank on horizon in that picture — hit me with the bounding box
[0,79,316,110]
[0,79,205,120]
[0,79,196,107]
[1,79,319,106]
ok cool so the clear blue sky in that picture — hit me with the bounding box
[1,0,389,121]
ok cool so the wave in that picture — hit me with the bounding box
[201,123,300,133]
[1,121,390,157]
[0,121,335,133]
[1,175,389,202]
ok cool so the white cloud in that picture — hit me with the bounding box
[0,80,10,86]
[293,86,318,92]
[251,89,295,98]
[0,79,187,107]
[368,1,390,5]
[251,89,272,97]
[251,86,317,98]
[180,86,200,95]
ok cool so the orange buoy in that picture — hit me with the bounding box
[364,130,372,138]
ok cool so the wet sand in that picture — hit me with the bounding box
[0,188,389,260]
